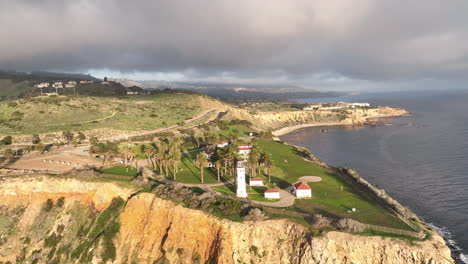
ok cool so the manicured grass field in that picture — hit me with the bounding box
[212,184,279,202]
[257,139,329,187]
[100,165,139,177]
[169,152,231,184]
[0,93,203,134]
[257,139,412,230]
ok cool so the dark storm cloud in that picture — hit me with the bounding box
[1,0,468,82]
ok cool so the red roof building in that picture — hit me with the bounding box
[293,182,312,198]
[264,188,280,199]
[250,178,263,181]
[293,182,311,190]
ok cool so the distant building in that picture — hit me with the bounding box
[216,141,229,148]
[203,149,214,159]
[80,80,93,84]
[35,82,49,88]
[293,182,312,198]
[238,144,252,155]
[126,91,139,95]
[203,149,215,167]
[52,82,63,88]
[64,83,75,88]
[264,189,280,199]
[249,178,264,186]
[68,81,77,85]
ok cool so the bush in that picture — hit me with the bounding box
[43,199,54,212]
[7,101,18,108]
[0,136,13,145]
[32,134,41,144]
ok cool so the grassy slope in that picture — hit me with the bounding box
[170,152,230,184]
[257,139,411,230]
[0,93,203,134]
[0,79,33,100]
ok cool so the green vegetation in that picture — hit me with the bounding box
[0,93,203,134]
[212,184,279,202]
[257,139,411,230]
[175,152,227,184]
[101,165,139,177]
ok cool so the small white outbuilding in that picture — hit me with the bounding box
[264,189,280,199]
[293,182,312,198]
[249,178,264,186]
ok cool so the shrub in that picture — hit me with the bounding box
[0,136,13,145]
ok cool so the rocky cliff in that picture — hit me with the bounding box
[225,106,408,133]
[0,176,453,264]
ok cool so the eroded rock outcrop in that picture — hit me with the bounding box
[0,176,453,264]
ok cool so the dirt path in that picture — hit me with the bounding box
[109,108,224,141]
[250,188,296,207]
[45,111,116,127]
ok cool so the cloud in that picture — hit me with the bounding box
[1,0,468,86]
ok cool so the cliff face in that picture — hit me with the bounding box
[225,106,408,132]
[0,176,453,264]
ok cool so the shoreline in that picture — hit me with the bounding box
[272,112,410,137]
[278,114,461,263]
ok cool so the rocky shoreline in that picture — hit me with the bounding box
[272,107,409,136]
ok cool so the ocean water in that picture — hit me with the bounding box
[283,90,468,263]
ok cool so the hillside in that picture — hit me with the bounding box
[0,176,453,264]
[0,93,226,140]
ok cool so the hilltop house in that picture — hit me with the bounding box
[52,82,63,88]
[63,81,76,88]
[249,178,264,186]
[35,82,49,88]
[293,182,312,198]
[264,189,280,199]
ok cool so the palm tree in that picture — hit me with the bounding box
[248,146,260,178]
[120,144,133,172]
[172,149,182,180]
[262,153,274,182]
[214,160,221,182]
[195,153,208,183]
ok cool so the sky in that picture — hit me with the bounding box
[1,0,468,91]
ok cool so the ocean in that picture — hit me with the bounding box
[282,90,468,263]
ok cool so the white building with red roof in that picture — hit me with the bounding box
[249,178,264,186]
[203,149,215,167]
[203,149,214,159]
[216,141,229,148]
[293,182,312,198]
[264,189,280,199]
[238,144,252,155]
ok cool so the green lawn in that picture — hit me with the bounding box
[169,152,231,184]
[257,139,412,230]
[211,184,279,202]
[100,166,139,177]
[258,139,329,187]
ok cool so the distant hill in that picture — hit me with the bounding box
[126,80,344,102]
[0,71,146,100]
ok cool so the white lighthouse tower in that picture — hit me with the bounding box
[236,165,248,198]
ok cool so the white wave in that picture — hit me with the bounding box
[460,253,468,264]
[427,223,467,263]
